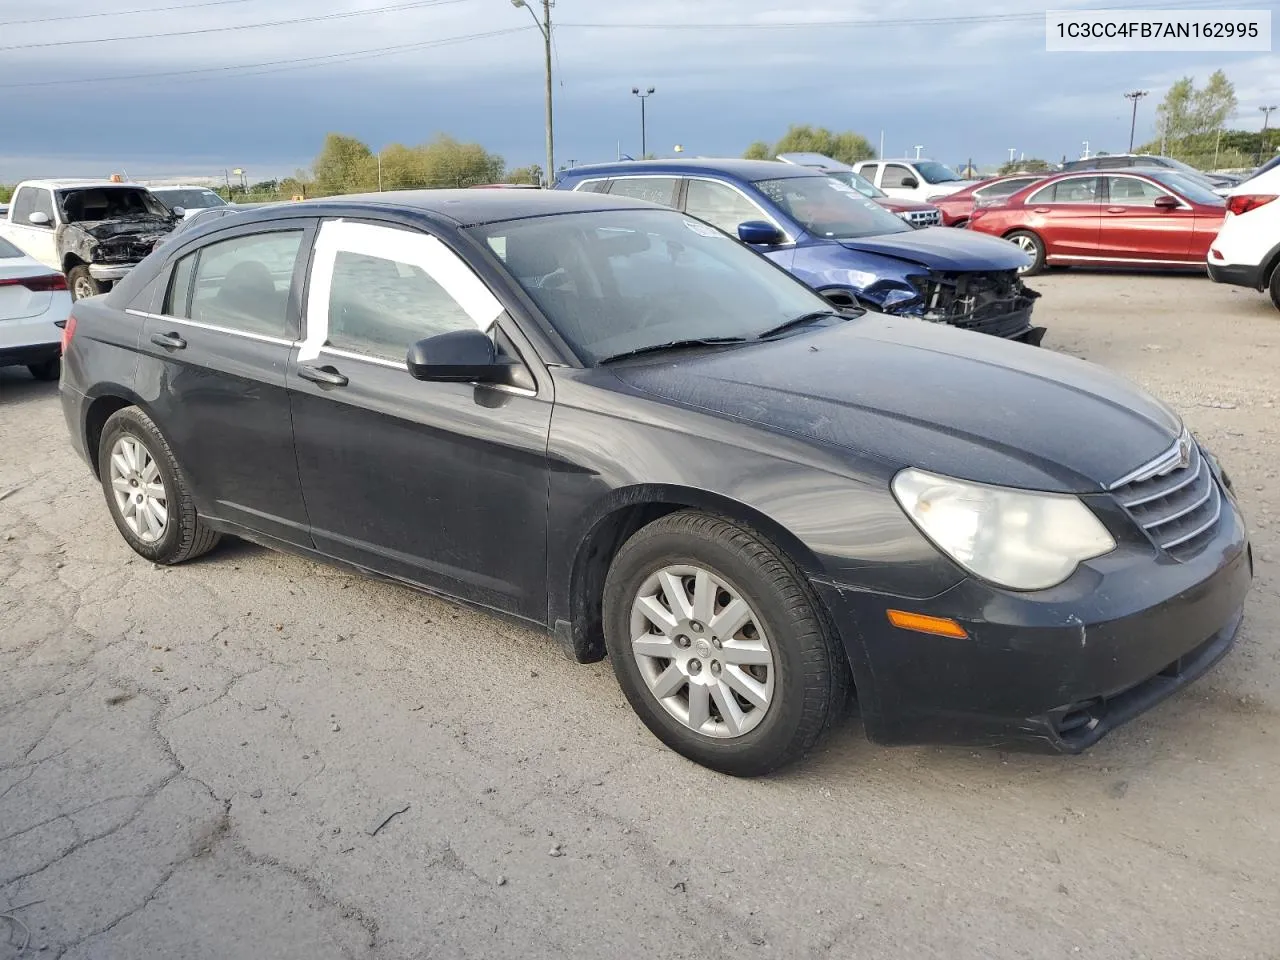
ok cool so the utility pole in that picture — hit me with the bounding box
[1082,140,1091,159]
[632,87,655,158]
[1124,89,1148,153]
[512,0,554,186]
[879,130,885,159]
[1261,106,1278,163]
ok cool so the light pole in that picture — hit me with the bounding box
[1261,105,1278,163]
[1082,140,1091,159]
[512,0,554,186]
[1007,147,1017,164]
[1124,90,1148,153]
[632,87,655,158]
[913,144,924,160]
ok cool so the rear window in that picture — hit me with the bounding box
[1028,177,1101,204]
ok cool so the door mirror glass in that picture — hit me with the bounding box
[737,220,784,245]
[407,329,512,384]
[27,211,51,226]
[1153,195,1179,209]
[900,176,920,189]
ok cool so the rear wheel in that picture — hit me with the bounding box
[26,358,60,381]
[1005,230,1046,276]
[67,265,104,301]
[1269,263,1280,311]
[602,511,849,777]
[97,407,220,564]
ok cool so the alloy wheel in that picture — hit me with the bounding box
[108,435,169,543]
[629,564,776,739]
[1010,234,1039,272]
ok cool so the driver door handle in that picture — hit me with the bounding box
[150,332,187,350]
[297,364,349,387]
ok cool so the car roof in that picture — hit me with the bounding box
[192,188,659,229]
[558,158,818,182]
[19,179,147,190]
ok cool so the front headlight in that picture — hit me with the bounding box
[891,468,1116,590]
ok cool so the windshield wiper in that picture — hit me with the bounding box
[755,309,852,340]
[597,336,751,364]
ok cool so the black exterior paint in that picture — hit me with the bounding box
[60,191,1252,753]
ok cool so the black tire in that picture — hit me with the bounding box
[1269,263,1280,311]
[602,511,850,777]
[1005,230,1046,276]
[952,218,969,229]
[97,407,220,564]
[67,265,104,301]
[26,358,60,381]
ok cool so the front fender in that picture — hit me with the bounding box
[790,245,925,314]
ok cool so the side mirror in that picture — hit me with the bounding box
[407,329,513,384]
[172,206,187,218]
[1153,195,1179,210]
[900,176,920,189]
[28,212,51,226]
[737,220,785,245]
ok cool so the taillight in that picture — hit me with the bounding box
[61,314,77,353]
[0,272,68,292]
[1226,194,1277,216]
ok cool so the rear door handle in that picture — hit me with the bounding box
[297,364,349,387]
[150,332,187,349]
[1032,207,1051,214]
[1106,207,1128,214]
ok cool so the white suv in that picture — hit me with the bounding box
[851,159,969,203]
[1207,164,1280,310]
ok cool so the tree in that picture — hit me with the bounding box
[313,133,375,195]
[1156,77,1196,143]
[998,158,1051,174]
[506,164,543,185]
[741,125,875,165]
[0,184,13,203]
[1192,69,1237,135]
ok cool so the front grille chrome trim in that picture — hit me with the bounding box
[1108,429,1191,489]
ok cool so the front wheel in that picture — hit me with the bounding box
[67,265,104,301]
[602,511,849,777]
[1005,230,1046,276]
[97,407,221,564]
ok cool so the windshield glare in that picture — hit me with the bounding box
[915,161,962,184]
[755,176,910,240]
[827,170,886,199]
[1146,171,1225,206]
[471,209,834,365]
[153,189,226,211]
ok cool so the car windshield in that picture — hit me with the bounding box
[152,189,226,211]
[0,236,24,258]
[915,161,963,184]
[470,208,837,365]
[826,170,886,198]
[1146,171,1225,206]
[57,187,170,222]
[754,176,911,239]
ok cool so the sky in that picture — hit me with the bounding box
[0,0,1276,182]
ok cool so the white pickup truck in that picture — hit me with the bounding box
[0,179,178,300]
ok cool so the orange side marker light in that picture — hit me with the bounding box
[886,610,969,639]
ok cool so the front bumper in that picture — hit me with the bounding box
[88,263,136,282]
[813,496,1252,752]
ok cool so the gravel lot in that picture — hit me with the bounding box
[2,272,1278,960]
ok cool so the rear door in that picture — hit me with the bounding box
[1021,176,1103,258]
[1101,175,1195,262]
[287,219,553,618]
[6,187,59,269]
[132,219,315,544]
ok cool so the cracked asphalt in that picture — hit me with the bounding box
[2,272,1279,960]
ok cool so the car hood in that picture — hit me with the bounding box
[874,196,937,212]
[610,316,1180,492]
[838,227,1029,272]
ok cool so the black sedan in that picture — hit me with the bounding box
[59,190,1252,775]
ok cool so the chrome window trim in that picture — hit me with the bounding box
[316,346,536,397]
[125,309,296,347]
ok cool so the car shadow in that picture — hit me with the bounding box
[0,367,59,405]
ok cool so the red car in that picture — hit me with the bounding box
[967,168,1225,276]
[932,173,1047,227]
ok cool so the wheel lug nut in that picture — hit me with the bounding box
[711,637,722,649]
[710,661,721,675]
[690,621,704,633]
[675,635,690,648]
[688,659,702,675]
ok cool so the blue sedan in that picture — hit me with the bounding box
[555,159,1043,343]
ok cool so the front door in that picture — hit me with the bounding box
[681,177,795,270]
[1101,175,1196,262]
[134,220,315,544]
[7,187,59,269]
[288,219,553,620]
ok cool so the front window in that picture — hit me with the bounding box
[683,179,772,235]
[470,209,834,365]
[58,188,170,222]
[152,189,226,211]
[1144,171,1224,206]
[914,161,963,184]
[754,176,911,239]
[1104,176,1173,206]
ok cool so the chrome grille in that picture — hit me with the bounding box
[1110,434,1222,560]
[900,209,941,227]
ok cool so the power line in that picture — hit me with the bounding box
[0,26,530,90]
[558,0,1237,30]
[0,0,254,28]
[0,0,467,53]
